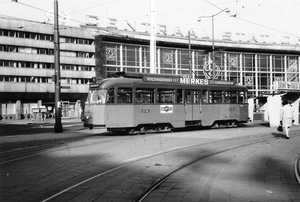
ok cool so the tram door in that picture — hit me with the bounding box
[184,90,202,124]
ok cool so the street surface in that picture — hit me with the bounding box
[0,119,299,202]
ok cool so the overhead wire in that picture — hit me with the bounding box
[68,0,119,15]
[8,0,300,38]
[203,0,300,38]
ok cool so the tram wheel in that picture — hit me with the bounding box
[127,129,135,135]
[139,127,146,134]
[89,124,93,130]
[213,122,219,128]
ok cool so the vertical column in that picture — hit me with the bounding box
[120,44,123,72]
[239,53,243,85]
[139,46,142,73]
[192,50,195,79]
[157,48,160,74]
[224,52,227,80]
[298,56,300,82]
[284,55,287,81]
[150,0,156,73]
[175,49,178,75]
[255,54,258,97]
[16,100,21,120]
[54,0,62,132]
[270,55,273,92]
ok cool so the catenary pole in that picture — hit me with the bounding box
[54,0,62,133]
[150,0,156,73]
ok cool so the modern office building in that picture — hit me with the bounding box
[1,15,300,122]
[0,17,96,120]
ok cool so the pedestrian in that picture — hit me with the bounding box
[280,100,295,139]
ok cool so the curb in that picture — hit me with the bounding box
[295,154,300,185]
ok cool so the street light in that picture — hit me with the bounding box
[198,8,230,80]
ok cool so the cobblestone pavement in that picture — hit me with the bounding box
[0,120,299,202]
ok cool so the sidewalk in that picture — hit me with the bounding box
[0,117,89,142]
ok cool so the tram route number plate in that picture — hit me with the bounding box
[141,109,150,113]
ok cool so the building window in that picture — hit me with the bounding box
[178,50,190,70]
[123,45,139,67]
[161,49,175,69]
[105,44,121,65]
[227,53,239,71]
[258,72,269,90]
[242,54,255,71]
[258,55,270,72]
[272,55,284,72]
[142,47,150,67]
[243,72,255,89]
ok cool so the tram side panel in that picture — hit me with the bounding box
[106,104,186,130]
[133,104,185,128]
[106,105,135,128]
[201,103,248,126]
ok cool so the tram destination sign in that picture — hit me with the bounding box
[90,83,100,89]
[143,76,235,86]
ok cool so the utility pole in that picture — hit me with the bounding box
[188,30,192,78]
[54,0,62,133]
[198,8,229,80]
[150,0,156,73]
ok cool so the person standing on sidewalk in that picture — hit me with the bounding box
[280,100,295,139]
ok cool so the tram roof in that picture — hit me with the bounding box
[95,77,248,91]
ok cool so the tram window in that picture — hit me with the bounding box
[201,90,209,103]
[117,88,133,103]
[210,90,223,103]
[225,91,237,103]
[135,88,154,103]
[176,89,183,103]
[193,91,200,104]
[107,88,115,103]
[184,91,192,103]
[157,89,175,103]
[86,89,107,104]
[96,90,106,104]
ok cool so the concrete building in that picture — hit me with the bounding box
[0,17,96,120]
[1,15,300,124]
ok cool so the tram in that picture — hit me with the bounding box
[82,72,249,134]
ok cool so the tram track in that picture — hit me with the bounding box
[0,135,131,166]
[0,126,245,166]
[40,133,287,202]
[1,125,299,202]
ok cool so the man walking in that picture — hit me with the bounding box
[280,100,295,139]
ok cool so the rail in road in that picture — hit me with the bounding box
[0,123,299,202]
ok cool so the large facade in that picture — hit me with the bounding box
[95,29,300,99]
[1,16,300,121]
[94,28,300,122]
[0,17,96,119]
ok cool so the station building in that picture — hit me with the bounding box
[1,16,300,124]
[94,23,300,125]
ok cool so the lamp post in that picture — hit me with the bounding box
[198,8,230,80]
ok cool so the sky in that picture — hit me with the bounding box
[1,0,299,43]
